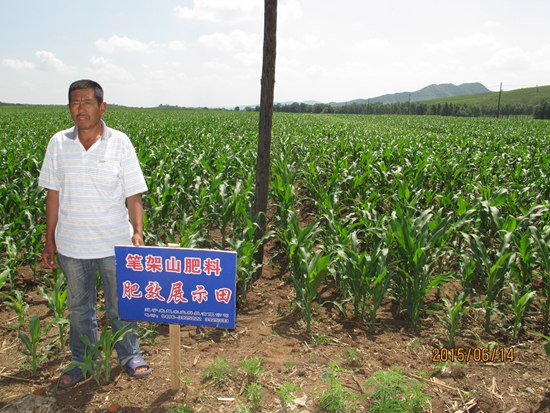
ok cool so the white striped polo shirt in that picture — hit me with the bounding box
[39,120,148,259]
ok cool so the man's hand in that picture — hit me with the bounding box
[42,243,58,269]
[132,232,145,246]
[127,193,145,247]
[43,189,60,269]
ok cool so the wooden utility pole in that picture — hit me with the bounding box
[497,82,503,118]
[253,0,277,279]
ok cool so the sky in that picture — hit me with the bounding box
[1,0,549,108]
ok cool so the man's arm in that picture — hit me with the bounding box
[127,193,145,246]
[42,189,59,268]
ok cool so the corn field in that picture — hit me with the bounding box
[1,106,549,362]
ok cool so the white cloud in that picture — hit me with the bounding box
[168,40,187,52]
[279,36,300,51]
[35,50,70,72]
[0,58,35,70]
[304,34,321,48]
[198,30,260,52]
[174,0,301,24]
[482,47,530,71]
[89,56,133,80]
[96,35,157,53]
[235,52,261,66]
[304,65,326,77]
[276,55,300,73]
[279,0,303,22]
[425,32,499,53]
[355,38,389,50]
[174,0,262,23]
[96,35,186,54]
[532,44,550,69]
[147,65,188,83]
[205,60,232,72]
[482,46,550,74]
[484,20,500,29]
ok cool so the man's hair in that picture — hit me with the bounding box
[68,79,104,105]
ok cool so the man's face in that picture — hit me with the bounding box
[68,88,106,131]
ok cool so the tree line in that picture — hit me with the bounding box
[244,100,550,119]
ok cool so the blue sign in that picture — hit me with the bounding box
[115,245,237,328]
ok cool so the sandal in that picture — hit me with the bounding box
[58,367,84,388]
[123,355,152,378]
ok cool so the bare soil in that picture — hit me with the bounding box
[0,256,549,413]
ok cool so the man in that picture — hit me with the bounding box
[39,79,151,388]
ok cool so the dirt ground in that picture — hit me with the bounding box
[0,256,549,413]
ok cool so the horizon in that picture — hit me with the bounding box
[4,81,543,109]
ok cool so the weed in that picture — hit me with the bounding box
[139,323,160,345]
[283,359,295,372]
[179,375,191,396]
[166,405,194,413]
[309,332,330,347]
[239,357,264,383]
[318,362,363,413]
[243,382,263,410]
[365,368,429,413]
[318,376,362,413]
[202,356,233,386]
[344,347,362,367]
[277,380,300,412]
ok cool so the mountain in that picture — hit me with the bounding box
[329,83,491,106]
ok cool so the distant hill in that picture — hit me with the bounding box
[329,83,491,106]
[425,84,550,107]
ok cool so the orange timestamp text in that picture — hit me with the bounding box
[432,346,515,363]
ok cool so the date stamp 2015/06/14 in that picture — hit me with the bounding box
[432,347,515,363]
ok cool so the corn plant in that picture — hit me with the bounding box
[270,156,298,241]
[432,291,470,348]
[278,209,329,334]
[511,228,537,291]
[509,283,536,342]
[291,246,331,335]
[18,315,49,375]
[458,253,476,295]
[1,107,550,363]
[462,230,514,332]
[6,289,28,329]
[228,214,273,303]
[0,235,19,287]
[174,211,206,249]
[38,269,68,350]
[389,206,449,329]
[334,232,391,331]
[72,322,132,384]
[530,225,550,334]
